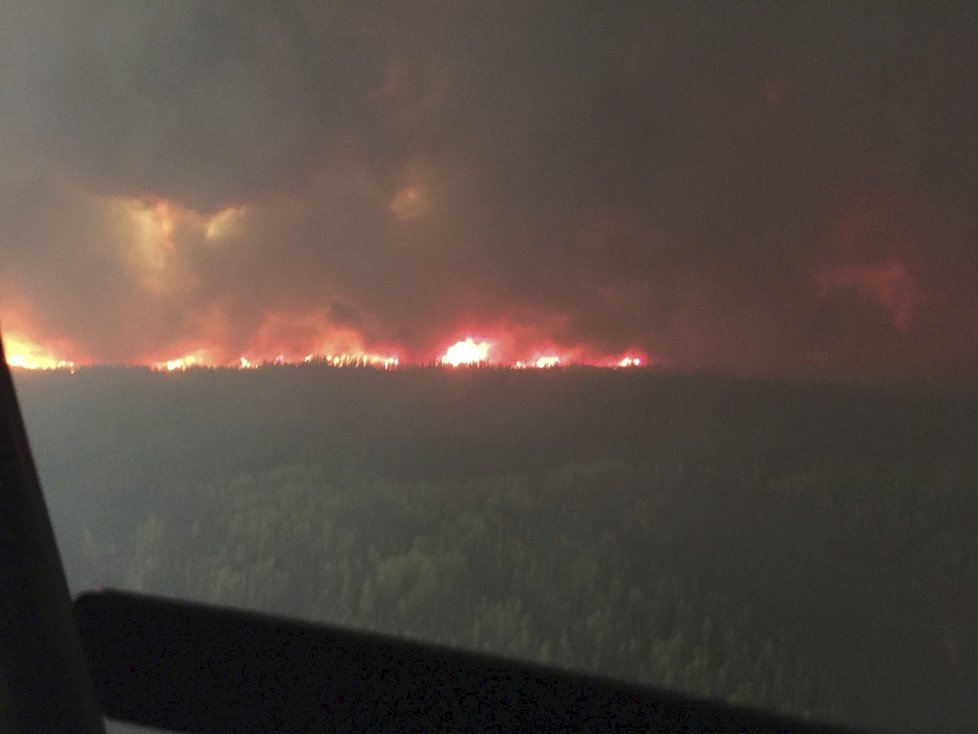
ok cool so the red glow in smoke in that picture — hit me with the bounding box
[815,260,917,333]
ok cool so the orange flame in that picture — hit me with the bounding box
[151,349,401,371]
[2,333,77,371]
[441,338,493,366]
[5,318,654,372]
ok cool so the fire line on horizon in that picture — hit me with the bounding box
[2,332,650,372]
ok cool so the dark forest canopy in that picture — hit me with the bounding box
[13,367,978,733]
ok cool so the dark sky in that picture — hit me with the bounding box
[1,2,976,380]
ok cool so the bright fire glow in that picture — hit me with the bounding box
[313,353,400,369]
[143,347,646,371]
[7,323,653,372]
[3,334,76,371]
[442,338,492,366]
[514,356,562,369]
[151,350,214,372]
[158,351,401,370]
[162,356,198,371]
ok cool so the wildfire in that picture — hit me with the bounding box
[143,341,649,371]
[151,349,214,372]
[312,353,400,369]
[5,324,652,372]
[2,334,77,371]
[442,338,493,367]
[160,356,200,371]
[153,351,401,371]
[514,357,560,369]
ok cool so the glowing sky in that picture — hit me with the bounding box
[0,3,976,381]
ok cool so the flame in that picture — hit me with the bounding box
[6,318,652,372]
[306,353,400,369]
[515,347,650,369]
[3,334,76,371]
[161,356,198,371]
[441,338,493,366]
[162,351,402,370]
[514,356,561,369]
[146,343,646,371]
[152,349,214,371]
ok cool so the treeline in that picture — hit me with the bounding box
[13,367,978,733]
[118,462,844,719]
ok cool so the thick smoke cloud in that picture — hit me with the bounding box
[1,1,976,380]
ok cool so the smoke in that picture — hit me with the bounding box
[1,2,976,379]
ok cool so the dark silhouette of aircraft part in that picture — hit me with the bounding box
[0,339,105,732]
[76,588,870,733]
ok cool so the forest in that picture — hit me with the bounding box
[12,365,978,733]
